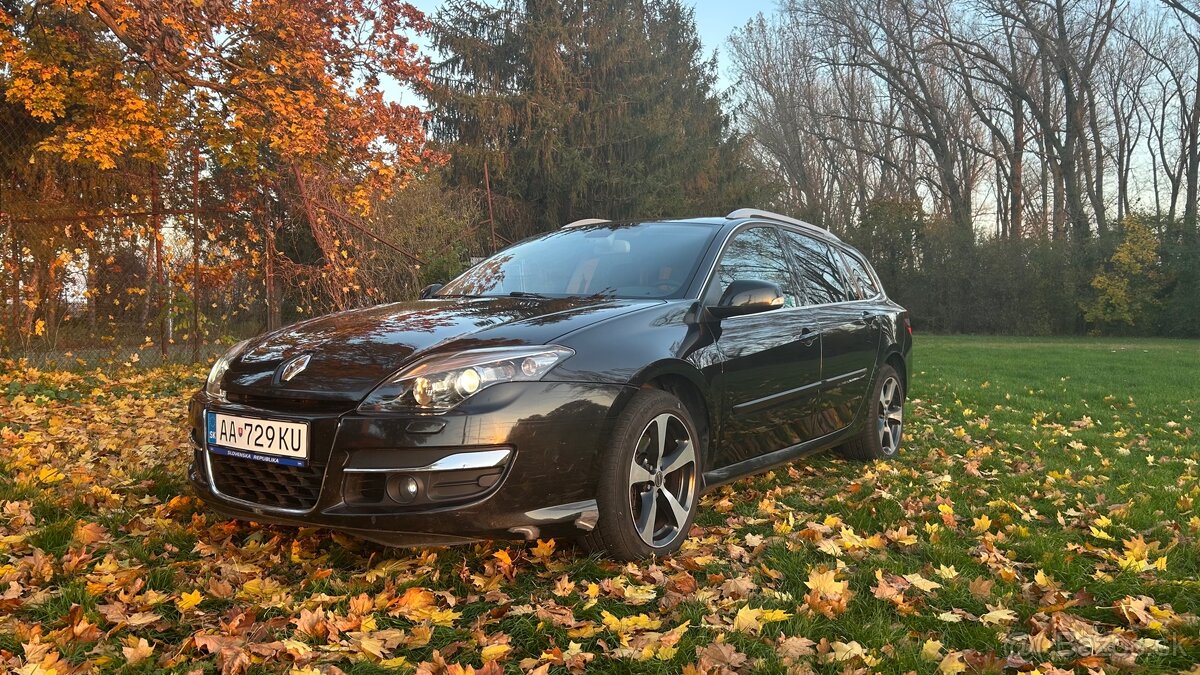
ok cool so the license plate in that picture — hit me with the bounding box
[206,411,309,466]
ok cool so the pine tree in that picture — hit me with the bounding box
[426,0,764,237]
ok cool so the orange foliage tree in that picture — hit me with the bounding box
[0,0,438,354]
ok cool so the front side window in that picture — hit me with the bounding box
[437,222,718,299]
[779,229,850,305]
[715,227,801,307]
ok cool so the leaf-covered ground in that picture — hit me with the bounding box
[1,335,1198,674]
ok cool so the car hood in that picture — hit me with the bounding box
[222,297,660,403]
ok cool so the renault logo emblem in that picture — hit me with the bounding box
[280,354,311,382]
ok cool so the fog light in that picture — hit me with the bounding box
[387,474,420,504]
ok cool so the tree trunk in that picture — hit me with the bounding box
[192,145,202,363]
[152,171,167,360]
[265,216,282,331]
[1011,94,1025,239]
[1184,59,1200,242]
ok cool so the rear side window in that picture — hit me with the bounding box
[840,250,881,299]
[779,229,849,305]
[715,227,802,308]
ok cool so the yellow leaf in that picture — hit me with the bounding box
[938,652,967,674]
[623,582,659,605]
[480,644,511,662]
[805,568,847,597]
[532,538,556,557]
[36,467,65,484]
[1034,569,1054,588]
[759,608,792,623]
[829,641,865,661]
[601,610,661,636]
[731,605,762,633]
[921,638,943,661]
[903,573,942,593]
[412,607,460,627]
[176,590,203,612]
[980,606,1017,626]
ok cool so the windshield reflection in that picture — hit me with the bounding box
[437,222,718,300]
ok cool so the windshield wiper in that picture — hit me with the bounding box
[506,291,552,299]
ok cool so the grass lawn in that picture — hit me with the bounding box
[0,334,1197,673]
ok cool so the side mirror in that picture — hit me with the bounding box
[708,279,785,318]
[418,283,444,299]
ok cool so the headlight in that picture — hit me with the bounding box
[358,345,574,412]
[205,339,251,400]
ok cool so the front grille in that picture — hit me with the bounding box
[225,392,353,414]
[209,453,325,510]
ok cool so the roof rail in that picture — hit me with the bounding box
[724,208,840,240]
[562,218,611,229]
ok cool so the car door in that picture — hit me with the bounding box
[709,225,824,468]
[778,229,881,435]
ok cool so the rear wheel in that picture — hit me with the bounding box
[586,389,700,560]
[838,363,905,460]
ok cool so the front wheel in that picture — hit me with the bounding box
[585,389,701,560]
[837,364,905,460]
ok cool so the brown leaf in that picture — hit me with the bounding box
[294,607,329,640]
[698,641,747,670]
[968,576,994,599]
[122,637,154,665]
[778,635,816,660]
[193,634,244,654]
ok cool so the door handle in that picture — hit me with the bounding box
[856,311,876,326]
[799,327,820,345]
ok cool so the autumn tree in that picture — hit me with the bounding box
[0,0,438,353]
[1083,216,1163,329]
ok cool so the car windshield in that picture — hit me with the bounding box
[436,222,719,299]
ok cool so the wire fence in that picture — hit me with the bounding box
[1,111,493,371]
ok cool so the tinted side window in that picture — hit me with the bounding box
[841,250,881,299]
[716,227,801,308]
[779,230,850,305]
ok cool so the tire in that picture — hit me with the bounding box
[585,389,701,560]
[837,364,906,461]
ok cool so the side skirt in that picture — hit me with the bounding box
[700,424,860,492]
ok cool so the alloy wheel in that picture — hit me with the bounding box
[628,412,697,547]
[878,376,904,455]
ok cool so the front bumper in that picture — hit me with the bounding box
[188,381,633,546]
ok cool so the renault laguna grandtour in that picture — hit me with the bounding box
[190,209,911,560]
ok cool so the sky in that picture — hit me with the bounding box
[392,0,780,103]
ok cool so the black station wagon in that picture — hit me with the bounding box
[190,209,912,560]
